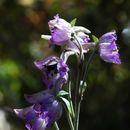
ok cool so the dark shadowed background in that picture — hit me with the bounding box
[0,0,130,130]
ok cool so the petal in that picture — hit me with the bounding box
[99,31,116,43]
[25,111,48,130]
[48,16,71,30]
[45,101,62,127]
[24,90,54,104]
[34,56,59,70]
[100,53,121,64]
[14,106,33,119]
[72,26,91,33]
[41,35,51,40]
[50,29,69,44]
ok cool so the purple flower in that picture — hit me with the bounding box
[25,91,62,124]
[48,15,91,51]
[34,56,69,89]
[99,31,121,64]
[14,91,62,130]
[48,14,72,45]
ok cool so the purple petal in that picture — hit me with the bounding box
[99,31,117,43]
[24,90,54,104]
[50,29,69,44]
[25,110,47,130]
[57,59,69,77]
[14,106,33,119]
[42,100,62,127]
[48,15,71,46]
[34,56,59,70]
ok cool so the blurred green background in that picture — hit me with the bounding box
[0,0,130,130]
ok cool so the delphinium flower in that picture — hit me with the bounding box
[34,56,69,89]
[14,90,62,130]
[99,31,121,64]
[41,14,92,61]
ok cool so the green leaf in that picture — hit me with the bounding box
[57,90,69,97]
[70,18,77,27]
[60,97,72,115]
[92,35,99,43]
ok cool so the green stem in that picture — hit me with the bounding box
[68,73,75,118]
[74,100,81,130]
[74,61,83,130]
[73,34,85,130]
[63,103,74,130]
[74,48,97,130]
[54,122,60,130]
[81,48,96,90]
[74,62,80,112]
[68,113,75,130]
[73,34,84,60]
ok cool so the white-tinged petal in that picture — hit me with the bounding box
[60,49,78,63]
[72,26,91,33]
[41,35,51,40]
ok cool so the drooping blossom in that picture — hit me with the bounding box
[99,31,121,64]
[14,90,62,130]
[34,56,69,89]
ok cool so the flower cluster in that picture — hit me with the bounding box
[14,15,121,130]
[14,57,69,130]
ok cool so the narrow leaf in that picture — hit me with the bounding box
[60,97,72,115]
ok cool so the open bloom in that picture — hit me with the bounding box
[34,56,69,89]
[14,90,62,130]
[99,31,121,64]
